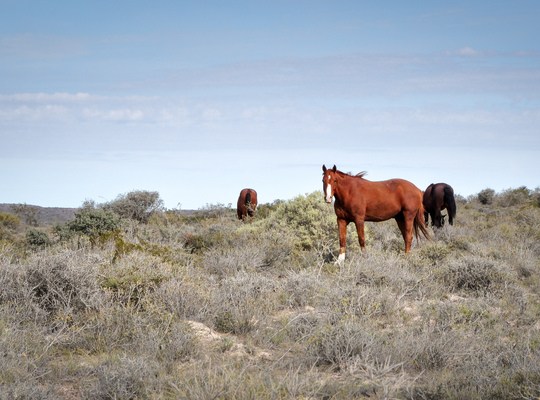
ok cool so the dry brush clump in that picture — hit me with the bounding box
[1,187,540,398]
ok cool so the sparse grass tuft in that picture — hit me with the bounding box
[440,256,508,295]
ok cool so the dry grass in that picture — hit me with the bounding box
[1,190,540,399]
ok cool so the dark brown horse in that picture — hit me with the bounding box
[237,188,258,220]
[322,165,429,262]
[423,183,457,228]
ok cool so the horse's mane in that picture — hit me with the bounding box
[336,169,367,179]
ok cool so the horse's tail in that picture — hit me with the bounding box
[424,183,434,199]
[245,191,252,205]
[414,203,431,241]
[444,185,457,225]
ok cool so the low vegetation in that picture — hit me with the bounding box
[1,187,540,399]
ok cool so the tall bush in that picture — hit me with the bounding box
[477,188,495,205]
[25,229,51,249]
[0,212,20,241]
[104,190,164,223]
[260,192,336,251]
[495,186,531,207]
[68,200,120,246]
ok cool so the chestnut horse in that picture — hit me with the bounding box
[237,188,258,220]
[423,183,456,228]
[322,165,429,263]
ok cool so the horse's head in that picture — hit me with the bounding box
[322,164,338,203]
[246,202,256,217]
[433,213,446,228]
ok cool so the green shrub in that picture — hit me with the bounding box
[67,200,120,246]
[0,212,20,241]
[254,199,284,219]
[103,190,164,223]
[0,212,20,231]
[52,222,74,242]
[25,229,51,249]
[478,188,495,205]
[260,192,336,251]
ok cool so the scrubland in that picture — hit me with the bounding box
[1,187,539,399]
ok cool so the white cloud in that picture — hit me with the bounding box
[82,107,145,122]
[456,47,481,56]
[0,104,69,121]
[0,92,92,102]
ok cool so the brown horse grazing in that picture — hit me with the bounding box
[423,183,457,228]
[237,188,258,220]
[322,165,429,262]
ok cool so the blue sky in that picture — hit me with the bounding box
[1,1,539,209]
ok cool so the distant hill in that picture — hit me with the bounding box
[0,203,204,226]
[0,204,76,226]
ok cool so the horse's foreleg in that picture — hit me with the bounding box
[337,218,348,264]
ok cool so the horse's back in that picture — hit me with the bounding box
[243,188,257,206]
[237,188,258,220]
[379,178,423,204]
[362,178,421,196]
[429,183,452,203]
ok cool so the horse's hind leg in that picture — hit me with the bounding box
[396,213,414,253]
[434,209,443,228]
[353,219,367,255]
[428,211,438,228]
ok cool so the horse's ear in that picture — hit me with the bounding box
[332,165,337,172]
[322,165,327,172]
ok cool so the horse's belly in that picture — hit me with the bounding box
[364,204,402,221]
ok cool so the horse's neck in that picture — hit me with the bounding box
[338,175,364,190]
[335,176,363,201]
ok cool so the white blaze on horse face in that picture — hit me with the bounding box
[325,175,333,203]
[325,183,333,203]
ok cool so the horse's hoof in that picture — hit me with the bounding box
[334,253,346,266]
